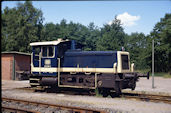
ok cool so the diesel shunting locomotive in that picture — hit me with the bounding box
[29,38,149,96]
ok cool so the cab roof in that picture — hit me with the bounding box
[30,38,69,46]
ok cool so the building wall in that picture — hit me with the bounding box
[1,54,13,80]
[15,54,31,72]
[1,53,31,80]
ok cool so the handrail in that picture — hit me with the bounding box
[39,52,41,74]
[57,58,60,87]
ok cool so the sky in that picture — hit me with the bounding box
[2,1,171,35]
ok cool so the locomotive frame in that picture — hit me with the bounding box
[29,39,149,96]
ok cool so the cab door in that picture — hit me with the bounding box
[41,46,57,75]
[32,46,41,67]
[41,46,55,67]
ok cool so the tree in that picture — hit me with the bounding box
[125,32,149,70]
[43,22,58,41]
[84,22,100,51]
[96,17,125,51]
[1,10,7,51]
[2,1,44,52]
[146,13,171,72]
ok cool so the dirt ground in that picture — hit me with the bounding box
[123,77,171,96]
[2,80,30,90]
[2,77,171,113]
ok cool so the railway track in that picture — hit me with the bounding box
[2,97,105,113]
[16,86,95,95]
[122,92,171,104]
[15,87,171,104]
[2,106,40,113]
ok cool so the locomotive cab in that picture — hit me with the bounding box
[32,45,55,68]
[30,39,85,77]
[30,39,72,75]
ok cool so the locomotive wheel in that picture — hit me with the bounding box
[45,85,59,93]
[110,92,115,98]
[114,92,120,97]
[102,89,109,97]
[102,92,108,97]
[110,92,120,98]
[131,82,136,90]
[45,88,52,93]
[89,89,95,95]
[115,82,121,97]
[30,85,36,87]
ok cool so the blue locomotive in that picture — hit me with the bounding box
[29,39,149,96]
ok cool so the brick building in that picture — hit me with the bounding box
[1,51,31,80]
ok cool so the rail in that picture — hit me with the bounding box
[16,87,171,104]
[2,106,40,113]
[2,97,105,113]
[122,92,171,104]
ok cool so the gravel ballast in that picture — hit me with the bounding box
[2,77,171,113]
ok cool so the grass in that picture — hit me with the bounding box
[136,70,171,78]
[150,72,171,78]
[95,88,102,97]
[135,69,150,74]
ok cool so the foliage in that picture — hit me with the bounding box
[1,1,170,73]
[125,32,149,70]
[96,18,125,51]
[2,1,44,52]
[43,20,100,51]
[146,13,171,72]
[150,72,171,78]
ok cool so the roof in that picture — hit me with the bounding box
[30,38,69,46]
[1,51,31,56]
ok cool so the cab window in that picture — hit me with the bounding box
[42,46,54,57]
[49,46,54,57]
[34,46,41,56]
[42,47,47,57]
[121,55,129,70]
[33,46,40,61]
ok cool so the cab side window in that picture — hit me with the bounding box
[34,46,41,61]
[49,46,54,57]
[42,47,47,57]
[34,46,41,56]
[42,46,54,57]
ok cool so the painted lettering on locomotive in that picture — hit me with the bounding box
[29,38,149,96]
